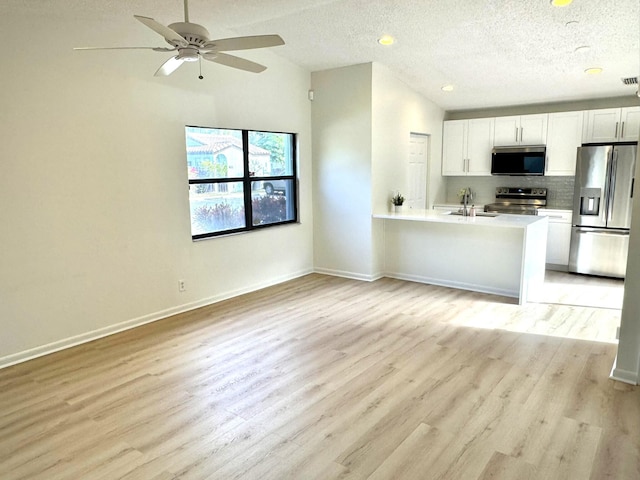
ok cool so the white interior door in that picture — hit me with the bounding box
[408,133,428,209]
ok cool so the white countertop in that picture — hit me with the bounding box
[433,203,486,209]
[373,209,548,229]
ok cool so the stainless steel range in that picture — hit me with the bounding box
[484,187,547,215]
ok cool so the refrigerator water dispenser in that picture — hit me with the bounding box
[579,188,601,216]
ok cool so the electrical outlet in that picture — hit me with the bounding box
[178,279,186,292]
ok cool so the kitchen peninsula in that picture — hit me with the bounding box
[373,210,548,304]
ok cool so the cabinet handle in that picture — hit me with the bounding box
[615,122,619,139]
[520,127,523,142]
[621,121,625,138]
[515,127,518,142]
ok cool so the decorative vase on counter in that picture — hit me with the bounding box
[393,204,403,213]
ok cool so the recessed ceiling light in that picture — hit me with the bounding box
[441,84,454,92]
[551,0,573,6]
[378,35,395,46]
[584,67,603,75]
[574,45,590,53]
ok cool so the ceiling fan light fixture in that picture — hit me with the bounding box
[177,48,199,62]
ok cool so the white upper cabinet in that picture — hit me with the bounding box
[620,107,640,141]
[466,118,495,175]
[583,107,640,143]
[442,118,494,176]
[493,116,519,146]
[545,111,584,176]
[494,114,548,146]
[442,120,466,175]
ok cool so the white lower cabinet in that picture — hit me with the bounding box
[538,210,572,269]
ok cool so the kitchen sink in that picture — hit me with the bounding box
[447,211,500,217]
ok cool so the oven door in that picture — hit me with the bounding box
[484,204,539,215]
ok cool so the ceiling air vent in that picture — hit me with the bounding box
[621,76,639,85]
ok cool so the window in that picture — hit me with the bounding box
[185,126,297,239]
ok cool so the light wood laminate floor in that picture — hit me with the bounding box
[1,273,638,479]
[535,270,625,311]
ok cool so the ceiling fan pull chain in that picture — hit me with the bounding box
[198,56,204,79]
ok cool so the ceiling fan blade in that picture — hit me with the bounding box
[134,15,188,47]
[202,34,284,52]
[202,52,267,73]
[155,56,185,76]
[74,46,176,52]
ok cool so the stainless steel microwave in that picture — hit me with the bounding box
[491,146,546,176]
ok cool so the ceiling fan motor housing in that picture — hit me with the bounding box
[167,22,210,47]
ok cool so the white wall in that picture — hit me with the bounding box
[613,145,640,384]
[311,64,375,279]
[446,96,640,120]
[0,8,313,365]
[371,63,446,215]
[311,63,445,280]
[370,64,445,275]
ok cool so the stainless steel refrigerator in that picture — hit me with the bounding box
[569,144,637,278]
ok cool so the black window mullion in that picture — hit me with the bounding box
[188,177,244,185]
[242,130,253,229]
[186,125,297,239]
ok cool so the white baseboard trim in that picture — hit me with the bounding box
[312,268,517,298]
[383,272,519,299]
[545,263,569,272]
[313,267,382,282]
[609,356,639,385]
[0,268,313,370]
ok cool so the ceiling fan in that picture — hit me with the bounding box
[74,0,284,77]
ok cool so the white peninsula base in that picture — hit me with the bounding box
[374,210,548,304]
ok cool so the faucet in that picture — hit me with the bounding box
[462,187,472,216]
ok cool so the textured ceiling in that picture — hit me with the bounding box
[5,0,639,111]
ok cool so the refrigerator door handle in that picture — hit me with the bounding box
[575,227,629,235]
[607,150,618,223]
[632,178,635,199]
